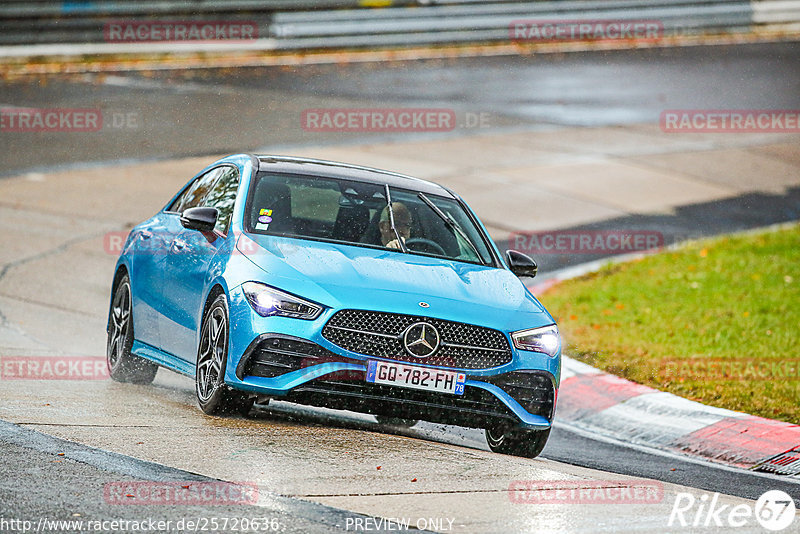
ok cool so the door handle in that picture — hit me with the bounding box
[140,230,153,240]
[172,239,186,251]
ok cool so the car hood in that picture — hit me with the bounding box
[237,234,553,332]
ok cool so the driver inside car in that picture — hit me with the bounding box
[378,202,412,250]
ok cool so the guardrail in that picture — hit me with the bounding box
[271,0,755,49]
[0,0,797,52]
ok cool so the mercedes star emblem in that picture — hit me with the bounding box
[403,322,440,358]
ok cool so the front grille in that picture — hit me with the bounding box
[321,309,513,370]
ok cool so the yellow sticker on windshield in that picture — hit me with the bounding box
[256,208,273,230]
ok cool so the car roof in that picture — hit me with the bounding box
[253,155,454,198]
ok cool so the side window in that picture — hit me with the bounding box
[203,166,240,235]
[168,167,224,214]
[290,181,341,223]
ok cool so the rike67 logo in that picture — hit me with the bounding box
[669,490,796,531]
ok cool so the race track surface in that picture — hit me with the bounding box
[1,42,799,532]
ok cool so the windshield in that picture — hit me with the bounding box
[246,172,494,266]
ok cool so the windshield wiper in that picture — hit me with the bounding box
[384,184,408,253]
[417,193,483,263]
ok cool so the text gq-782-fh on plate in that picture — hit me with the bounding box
[366,360,466,395]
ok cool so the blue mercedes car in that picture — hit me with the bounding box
[107,154,560,457]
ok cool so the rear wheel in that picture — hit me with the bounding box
[485,425,550,458]
[196,294,254,416]
[107,275,158,384]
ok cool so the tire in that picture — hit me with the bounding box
[107,275,158,385]
[375,416,419,427]
[485,425,550,458]
[195,294,254,416]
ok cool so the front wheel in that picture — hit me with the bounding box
[195,294,254,416]
[485,426,550,458]
[107,275,158,384]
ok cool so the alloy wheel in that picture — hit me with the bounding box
[108,281,132,370]
[197,306,226,403]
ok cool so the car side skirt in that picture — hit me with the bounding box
[132,340,195,377]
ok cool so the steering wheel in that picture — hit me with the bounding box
[405,237,446,256]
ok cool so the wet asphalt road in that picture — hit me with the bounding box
[1,374,793,533]
[0,421,391,534]
[1,42,799,176]
[1,41,799,531]
[3,41,799,275]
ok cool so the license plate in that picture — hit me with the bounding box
[366,360,466,395]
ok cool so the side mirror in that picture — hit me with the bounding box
[506,250,537,278]
[180,207,218,233]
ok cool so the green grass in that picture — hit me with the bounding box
[539,224,800,423]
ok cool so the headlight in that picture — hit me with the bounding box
[512,325,560,357]
[242,282,323,320]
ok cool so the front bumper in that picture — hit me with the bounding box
[226,288,560,430]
